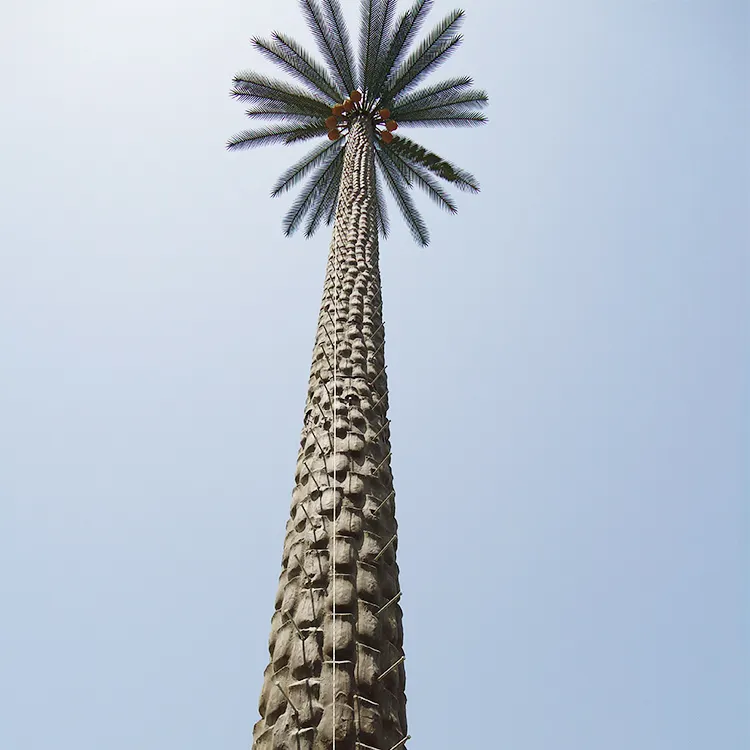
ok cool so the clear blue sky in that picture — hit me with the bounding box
[1,1,747,748]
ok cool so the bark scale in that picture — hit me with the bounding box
[252,117,407,750]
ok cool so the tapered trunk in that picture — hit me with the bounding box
[252,117,407,750]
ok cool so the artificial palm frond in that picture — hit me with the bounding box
[389,135,480,192]
[375,148,429,245]
[272,33,342,102]
[395,93,488,117]
[406,162,458,213]
[271,140,344,197]
[284,147,347,235]
[371,0,434,96]
[392,78,488,114]
[251,35,338,103]
[396,109,487,126]
[284,122,328,143]
[380,142,457,212]
[377,144,413,185]
[392,75,471,106]
[384,9,465,101]
[227,122,327,151]
[242,106,323,122]
[360,0,397,94]
[326,186,340,226]
[299,0,352,98]
[305,155,345,236]
[322,0,358,95]
[360,0,378,91]
[231,71,331,117]
[373,166,390,237]
[386,34,463,103]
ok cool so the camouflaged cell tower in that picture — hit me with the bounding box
[228,3,487,748]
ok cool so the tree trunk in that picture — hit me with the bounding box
[252,117,408,750]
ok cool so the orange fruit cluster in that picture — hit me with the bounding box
[324,95,399,144]
[326,90,364,140]
[377,108,398,144]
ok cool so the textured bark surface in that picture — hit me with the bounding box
[252,117,407,750]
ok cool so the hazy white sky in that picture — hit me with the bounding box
[2,1,747,749]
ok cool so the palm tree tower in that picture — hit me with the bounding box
[227,2,487,748]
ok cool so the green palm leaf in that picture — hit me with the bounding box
[322,0,358,94]
[227,122,326,151]
[242,106,323,122]
[373,166,390,237]
[396,109,487,126]
[305,155,345,236]
[380,142,457,212]
[371,0,433,97]
[388,34,463,103]
[392,79,488,115]
[273,33,342,102]
[271,140,344,197]
[284,147,346,235]
[408,163,458,213]
[375,148,429,245]
[390,135,480,192]
[384,9,465,101]
[392,75,472,107]
[231,71,331,117]
[251,35,338,103]
[360,0,397,94]
[284,122,328,144]
[360,0,377,91]
[376,142,413,186]
[326,186,340,226]
[299,0,351,98]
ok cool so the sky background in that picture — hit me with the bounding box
[1,1,748,749]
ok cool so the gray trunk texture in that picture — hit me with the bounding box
[252,117,408,750]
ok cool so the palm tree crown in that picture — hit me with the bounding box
[227,0,487,246]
